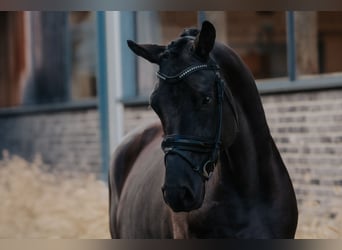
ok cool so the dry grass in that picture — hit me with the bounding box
[294,172,342,238]
[0,151,110,238]
[296,198,342,238]
[0,151,341,238]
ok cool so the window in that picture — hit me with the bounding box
[258,11,342,93]
[224,11,287,79]
[69,12,97,100]
[0,12,26,108]
[122,11,342,102]
[289,11,342,79]
[317,12,342,74]
[0,11,98,109]
[129,11,288,100]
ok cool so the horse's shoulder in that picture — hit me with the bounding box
[110,121,162,196]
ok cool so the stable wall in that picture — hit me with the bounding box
[0,104,101,175]
[262,88,342,221]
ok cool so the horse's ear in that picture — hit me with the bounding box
[194,21,216,61]
[127,40,165,64]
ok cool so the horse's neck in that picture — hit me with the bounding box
[219,98,279,200]
[211,43,287,199]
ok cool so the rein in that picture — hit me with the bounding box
[156,62,237,180]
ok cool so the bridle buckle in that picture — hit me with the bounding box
[202,160,215,180]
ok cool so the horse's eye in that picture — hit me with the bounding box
[202,96,213,105]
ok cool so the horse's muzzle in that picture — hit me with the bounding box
[161,185,201,212]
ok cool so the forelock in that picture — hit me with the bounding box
[180,28,199,37]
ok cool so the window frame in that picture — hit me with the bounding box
[120,11,342,106]
[258,11,342,95]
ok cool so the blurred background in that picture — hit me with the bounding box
[0,11,342,238]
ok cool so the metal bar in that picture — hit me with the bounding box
[286,11,297,81]
[64,11,72,101]
[105,11,124,157]
[197,11,206,27]
[22,12,36,105]
[120,11,137,98]
[96,11,110,180]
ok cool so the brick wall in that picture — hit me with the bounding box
[262,89,342,221]
[123,88,342,222]
[1,88,341,221]
[0,107,101,175]
[123,106,159,134]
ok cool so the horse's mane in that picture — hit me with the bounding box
[211,43,272,151]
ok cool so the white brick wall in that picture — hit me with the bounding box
[0,109,101,175]
[123,106,159,134]
[262,89,342,220]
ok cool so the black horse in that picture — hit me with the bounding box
[109,21,298,238]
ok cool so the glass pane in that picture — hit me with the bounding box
[318,11,342,75]
[225,11,287,79]
[0,11,98,108]
[0,12,25,108]
[134,11,288,97]
[69,11,97,100]
[294,11,342,79]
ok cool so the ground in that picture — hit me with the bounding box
[0,152,340,238]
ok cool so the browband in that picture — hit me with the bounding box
[156,64,219,82]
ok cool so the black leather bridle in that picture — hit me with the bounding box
[156,61,238,180]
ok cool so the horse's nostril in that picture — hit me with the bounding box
[182,187,194,201]
[162,186,194,202]
[161,185,200,212]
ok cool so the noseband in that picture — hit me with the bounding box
[156,61,237,180]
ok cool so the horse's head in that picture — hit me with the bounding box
[127,21,238,212]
